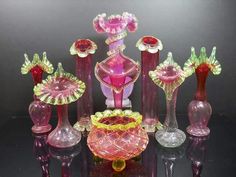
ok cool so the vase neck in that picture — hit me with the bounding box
[194,64,210,101]
[30,66,43,85]
[165,88,178,130]
[107,31,126,56]
[57,105,69,126]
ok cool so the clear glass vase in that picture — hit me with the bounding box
[136,36,163,132]
[21,52,54,133]
[184,47,222,136]
[34,63,86,148]
[93,12,140,109]
[149,52,187,147]
[70,39,97,131]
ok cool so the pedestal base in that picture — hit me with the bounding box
[155,129,186,148]
[47,127,81,148]
[32,124,52,134]
[186,126,210,137]
[73,117,92,131]
[106,98,131,108]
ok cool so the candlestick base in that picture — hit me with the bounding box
[155,129,186,148]
[186,126,210,137]
[74,117,92,132]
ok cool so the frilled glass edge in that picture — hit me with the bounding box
[70,39,97,58]
[136,36,163,53]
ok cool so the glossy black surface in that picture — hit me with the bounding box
[0,115,235,177]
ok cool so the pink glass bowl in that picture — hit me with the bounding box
[87,109,149,171]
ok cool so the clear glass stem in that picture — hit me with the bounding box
[113,91,123,109]
[164,88,178,131]
[57,105,69,127]
[164,160,175,177]
[75,55,93,121]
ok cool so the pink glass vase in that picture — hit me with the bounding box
[33,133,50,177]
[34,63,86,148]
[136,36,163,132]
[184,47,222,136]
[21,52,54,133]
[149,53,187,147]
[70,39,97,131]
[93,12,140,109]
[87,109,149,172]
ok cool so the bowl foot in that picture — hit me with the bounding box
[112,159,126,172]
[186,126,210,137]
[32,124,52,134]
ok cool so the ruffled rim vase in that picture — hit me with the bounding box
[149,52,187,147]
[34,63,85,148]
[184,47,221,136]
[21,52,54,133]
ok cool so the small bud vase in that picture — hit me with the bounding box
[149,52,187,147]
[184,47,222,136]
[136,36,163,132]
[21,52,54,133]
[93,12,140,108]
[34,63,86,148]
[70,39,97,131]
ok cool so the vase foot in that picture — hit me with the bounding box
[186,126,210,137]
[47,127,81,148]
[112,159,126,172]
[73,118,92,131]
[32,124,52,134]
[155,129,186,148]
[106,98,131,108]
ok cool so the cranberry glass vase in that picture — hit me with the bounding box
[136,36,163,132]
[87,109,149,172]
[21,52,54,133]
[184,47,222,136]
[149,53,187,147]
[93,12,140,109]
[70,39,97,131]
[34,63,86,148]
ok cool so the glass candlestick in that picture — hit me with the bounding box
[70,39,97,131]
[93,12,140,109]
[33,133,50,177]
[136,36,163,132]
[149,52,187,147]
[184,47,222,136]
[21,52,54,133]
[34,63,86,148]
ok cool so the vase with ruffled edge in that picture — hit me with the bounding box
[21,52,54,133]
[184,47,222,136]
[70,39,97,132]
[34,63,85,148]
[136,36,163,132]
[93,12,140,109]
[149,52,187,147]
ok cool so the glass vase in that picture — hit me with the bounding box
[21,52,54,133]
[34,63,86,148]
[184,47,222,136]
[149,52,187,147]
[70,39,97,131]
[136,36,163,132]
[93,12,140,109]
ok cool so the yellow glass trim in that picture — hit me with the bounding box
[91,109,142,131]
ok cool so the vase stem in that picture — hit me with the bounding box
[165,89,178,131]
[57,105,69,127]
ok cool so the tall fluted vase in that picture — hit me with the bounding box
[136,36,163,132]
[149,53,187,147]
[21,52,54,133]
[93,12,140,109]
[184,47,222,136]
[70,39,97,131]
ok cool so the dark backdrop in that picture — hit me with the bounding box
[0,0,235,126]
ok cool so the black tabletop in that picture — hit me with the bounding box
[0,115,235,177]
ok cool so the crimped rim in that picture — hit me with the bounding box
[91,109,142,131]
[34,63,85,105]
[70,39,97,58]
[136,36,163,53]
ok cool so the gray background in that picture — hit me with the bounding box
[0,0,234,126]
